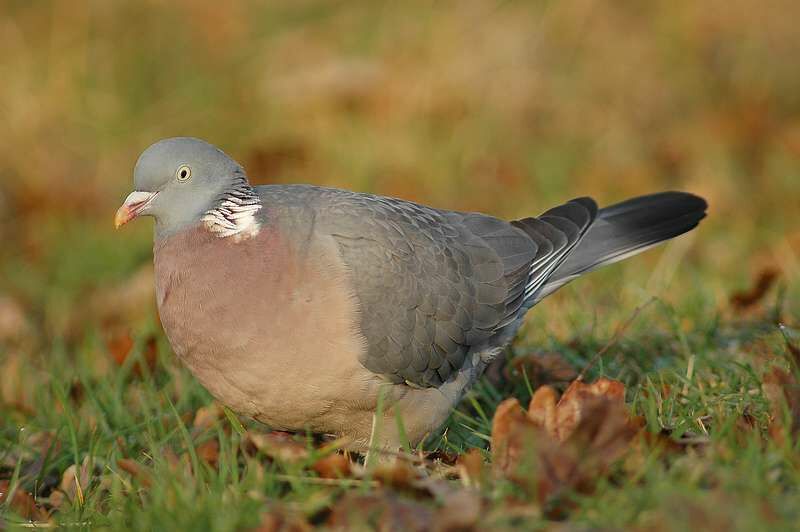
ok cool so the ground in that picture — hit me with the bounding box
[1,1,799,530]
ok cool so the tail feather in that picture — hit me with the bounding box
[536,191,707,299]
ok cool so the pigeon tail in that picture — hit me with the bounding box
[535,191,707,299]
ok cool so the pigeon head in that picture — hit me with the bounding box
[115,137,254,238]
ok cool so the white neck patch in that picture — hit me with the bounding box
[202,176,262,241]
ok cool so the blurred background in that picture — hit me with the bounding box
[0,0,798,368]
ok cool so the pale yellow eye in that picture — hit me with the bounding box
[176,165,191,182]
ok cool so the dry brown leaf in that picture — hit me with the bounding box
[433,488,483,531]
[0,353,35,416]
[246,431,309,463]
[730,267,779,310]
[117,458,152,487]
[254,506,312,532]
[491,378,640,517]
[49,456,111,508]
[328,491,433,531]
[193,403,224,431]
[311,452,351,479]
[0,480,49,524]
[763,367,800,442]
[0,479,48,521]
[371,458,420,491]
[505,353,578,386]
[456,448,486,488]
[551,378,627,441]
[50,457,95,509]
[107,330,158,376]
[528,385,558,436]
[196,439,220,468]
[491,398,540,477]
[0,296,31,345]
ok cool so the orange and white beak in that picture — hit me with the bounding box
[114,191,158,228]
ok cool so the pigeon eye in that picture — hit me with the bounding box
[176,165,191,182]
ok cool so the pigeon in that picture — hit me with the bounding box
[115,137,707,453]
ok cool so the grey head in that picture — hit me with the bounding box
[115,137,247,239]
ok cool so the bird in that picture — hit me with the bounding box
[115,137,707,455]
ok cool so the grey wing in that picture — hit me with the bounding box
[314,188,597,387]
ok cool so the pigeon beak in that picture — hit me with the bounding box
[115,191,158,228]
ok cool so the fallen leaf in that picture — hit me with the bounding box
[456,448,486,488]
[372,458,421,491]
[193,403,224,431]
[196,439,220,468]
[0,296,31,345]
[527,385,559,437]
[549,378,627,441]
[505,353,578,386]
[107,332,134,366]
[763,367,800,442]
[311,452,351,479]
[246,432,309,464]
[730,268,779,310]
[328,491,433,531]
[491,378,640,517]
[68,378,85,406]
[117,458,152,487]
[0,353,35,416]
[50,457,93,509]
[107,330,158,376]
[0,479,48,521]
[491,398,534,476]
[254,506,312,532]
[433,488,483,531]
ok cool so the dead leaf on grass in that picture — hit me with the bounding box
[193,403,224,431]
[730,267,779,311]
[107,330,158,376]
[505,352,578,386]
[491,397,540,477]
[763,367,800,442]
[546,378,627,441]
[196,439,221,468]
[762,329,800,443]
[328,491,433,532]
[491,378,640,517]
[456,448,486,488]
[49,456,111,510]
[116,458,153,487]
[371,458,421,491]
[0,296,31,345]
[311,452,352,479]
[245,431,309,464]
[433,488,483,531]
[254,505,312,532]
[0,479,49,521]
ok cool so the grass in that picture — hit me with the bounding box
[1,0,800,529]
[2,256,797,529]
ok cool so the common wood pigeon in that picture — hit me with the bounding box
[115,137,707,454]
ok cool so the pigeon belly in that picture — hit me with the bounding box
[153,225,381,436]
